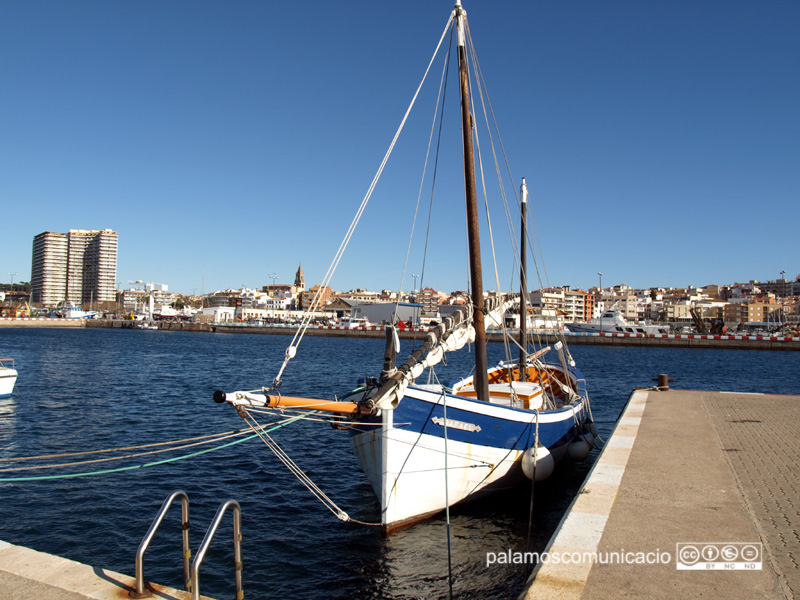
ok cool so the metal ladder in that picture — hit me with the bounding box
[131,490,243,600]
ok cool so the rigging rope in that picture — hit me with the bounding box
[240,409,382,527]
[464,18,573,359]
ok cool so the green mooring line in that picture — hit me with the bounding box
[0,416,306,482]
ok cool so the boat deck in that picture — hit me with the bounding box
[520,388,799,599]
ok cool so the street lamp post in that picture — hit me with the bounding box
[596,272,603,319]
[7,272,17,308]
[780,270,787,326]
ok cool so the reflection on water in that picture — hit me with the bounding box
[0,328,796,599]
[0,397,19,458]
[0,397,17,416]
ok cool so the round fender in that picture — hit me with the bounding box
[522,445,554,481]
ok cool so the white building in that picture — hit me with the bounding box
[263,296,293,311]
[195,306,235,323]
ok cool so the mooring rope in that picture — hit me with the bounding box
[524,410,540,579]
[436,380,455,600]
[0,429,253,473]
[0,417,308,482]
[0,427,255,463]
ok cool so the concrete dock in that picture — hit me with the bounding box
[0,541,213,600]
[521,388,799,599]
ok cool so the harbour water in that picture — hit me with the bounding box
[0,328,797,599]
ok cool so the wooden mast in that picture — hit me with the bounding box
[455,1,489,402]
[519,178,529,382]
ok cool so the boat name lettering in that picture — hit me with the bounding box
[432,417,481,433]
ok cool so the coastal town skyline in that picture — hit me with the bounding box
[4,261,798,303]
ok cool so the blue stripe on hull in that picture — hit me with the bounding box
[351,386,586,453]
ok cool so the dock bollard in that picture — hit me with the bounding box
[653,373,674,391]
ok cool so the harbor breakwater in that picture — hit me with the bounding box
[2,317,798,350]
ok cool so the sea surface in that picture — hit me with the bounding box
[0,328,797,599]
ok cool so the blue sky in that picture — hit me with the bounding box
[1,1,797,296]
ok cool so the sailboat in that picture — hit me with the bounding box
[214,1,595,532]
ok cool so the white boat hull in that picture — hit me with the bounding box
[0,370,18,398]
[350,383,585,530]
[566,322,665,335]
[566,309,668,335]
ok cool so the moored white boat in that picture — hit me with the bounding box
[58,305,99,319]
[566,307,668,335]
[337,316,372,329]
[0,357,18,398]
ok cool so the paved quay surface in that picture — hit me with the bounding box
[0,540,214,600]
[521,388,799,599]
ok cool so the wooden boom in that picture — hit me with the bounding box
[262,394,368,415]
[214,389,372,417]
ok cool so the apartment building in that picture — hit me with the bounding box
[664,302,693,322]
[338,289,379,303]
[723,302,768,324]
[564,288,592,322]
[30,231,68,305]
[529,288,564,319]
[419,287,440,314]
[299,285,333,310]
[31,229,118,306]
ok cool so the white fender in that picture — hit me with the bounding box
[522,445,554,481]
